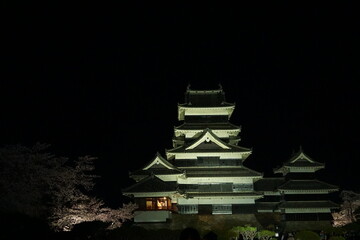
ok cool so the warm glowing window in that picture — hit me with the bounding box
[146,198,154,209]
[146,197,171,210]
[157,197,168,209]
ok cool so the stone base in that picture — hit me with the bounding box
[133,213,332,234]
[134,213,263,233]
[282,220,333,232]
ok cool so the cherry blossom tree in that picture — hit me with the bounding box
[332,190,360,227]
[0,143,68,218]
[0,143,137,232]
[49,196,138,231]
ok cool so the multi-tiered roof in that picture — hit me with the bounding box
[122,86,338,228]
[123,85,264,217]
[275,148,339,216]
[167,86,261,179]
[274,148,325,175]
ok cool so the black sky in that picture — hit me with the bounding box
[2,2,360,204]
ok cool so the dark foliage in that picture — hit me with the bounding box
[0,212,52,240]
[203,231,218,240]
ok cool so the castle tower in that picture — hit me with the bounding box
[122,86,339,231]
[274,148,339,224]
[123,85,263,223]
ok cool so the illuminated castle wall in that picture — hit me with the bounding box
[123,85,338,229]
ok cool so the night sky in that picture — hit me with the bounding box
[2,2,360,205]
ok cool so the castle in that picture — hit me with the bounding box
[122,85,339,231]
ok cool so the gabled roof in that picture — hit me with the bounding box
[274,148,324,174]
[143,152,181,171]
[285,149,324,167]
[277,179,339,191]
[186,129,231,150]
[122,174,177,193]
[129,152,183,181]
[166,129,251,154]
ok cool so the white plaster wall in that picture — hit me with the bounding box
[177,197,255,205]
[134,210,172,223]
[156,175,180,182]
[130,191,175,198]
[177,177,254,184]
[175,129,240,138]
[289,168,318,173]
[285,208,331,213]
[282,190,335,194]
[183,107,234,116]
[174,152,245,159]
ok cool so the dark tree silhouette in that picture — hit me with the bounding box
[0,143,137,231]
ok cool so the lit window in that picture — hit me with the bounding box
[146,198,154,209]
[146,197,171,210]
[157,197,168,209]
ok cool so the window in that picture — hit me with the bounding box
[233,183,253,192]
[197,183,233,192]
[146,198,155,210]
[197,157,219,166]
[179,205,198,214]
[146,197,171,210]
[212,204,232,214]
[157,197,168,210]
